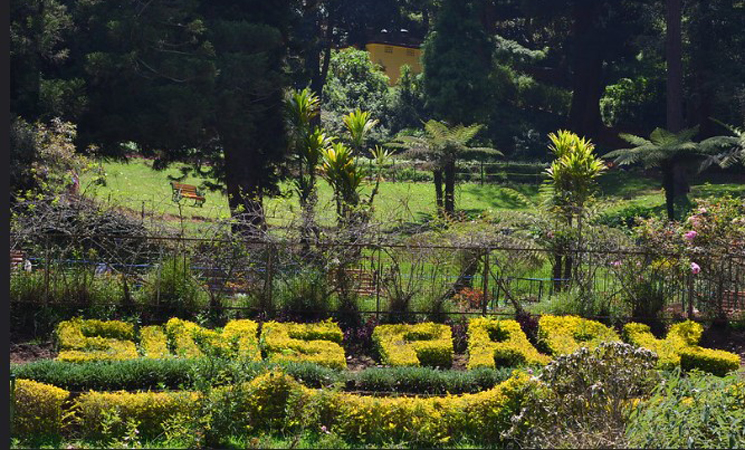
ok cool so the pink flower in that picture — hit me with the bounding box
[698,207,707,214]
[547,231,554,239]
[321,425,330,434]
[684,230,698,241]
[610,260,621,267]
[688,215,700,227]
[691,262,701,275]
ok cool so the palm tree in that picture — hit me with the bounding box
[605,127,717,221]
[391,120,502,216]
[700,121,745,169]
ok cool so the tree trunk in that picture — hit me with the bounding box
[223,144,267,235]
[444,161,456,216]
[690,0,714,137]
[433,170,443,213]
[552,253,564,292]
[662,164,676,221]
[666,0,684,133]
[567,2,604,140]
[672,160,690,213]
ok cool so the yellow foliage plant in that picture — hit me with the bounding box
[373,322,454,368]
[467,317,550,369]
[537,315,620,356]
[260,319,346,369]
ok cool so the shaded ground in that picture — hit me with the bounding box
[10,342,56,365]
[700,325,745,368]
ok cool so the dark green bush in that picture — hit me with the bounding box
[626,369,745,448]
[13,358,516,395]
[135,256,209,320]
[595,204,665,229]
[11,359,197,391]
[348,366,514,394]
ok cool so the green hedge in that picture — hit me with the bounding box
[12,359,513,395]
[349,366,514,394]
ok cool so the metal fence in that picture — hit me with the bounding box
[10,234,745,322]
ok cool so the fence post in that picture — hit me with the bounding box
[687,272,695,318]
[482,248,490,315]
[10,373,16,438]
[265,244,274,312]
[44,236,50,306]
[375,246,382,322]
[480,161,484,186]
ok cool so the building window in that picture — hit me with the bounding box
[406,49,415,56]
[384,46,393,53]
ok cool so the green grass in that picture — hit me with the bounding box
[81,158,744,234]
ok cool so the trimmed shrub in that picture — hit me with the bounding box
[11,359,197,392]
[164,318,261,360]
[261,319,346,369]
[679,347,740,377]
[372,322,453,368]
[537,315,620,356]
[164,318,210,358]
[74,390,201,439]
[623,320,740,375]
[221,319,262,361]
[467,317,550,369]
[139,325,170,359]
[350,366,514,395]
[13,372,537,446]
[316,371,536,446]
[12,379,70,437]
[208,371,312,434]
[55,318,138,362]
[12,358,512,395]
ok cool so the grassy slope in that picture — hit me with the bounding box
[82,159,744,231]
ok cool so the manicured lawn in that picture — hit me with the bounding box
[82,158,744,233]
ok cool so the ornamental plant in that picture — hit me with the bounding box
[372,322,453,368]
[626,369,745,448]
[623,320,740,375]
[506,342,660,448]
[634,196,745,318]
[537,315,620,356]
[467,317,550,369]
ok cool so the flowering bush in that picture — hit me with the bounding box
[453,288,485,310]
[633,197,745,317]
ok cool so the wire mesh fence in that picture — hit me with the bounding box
[10,233,745,323]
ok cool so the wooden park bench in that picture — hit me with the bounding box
[722,289,745,316]
[10,250,25,270]
[330,268,379,297]
[171,182,206,207]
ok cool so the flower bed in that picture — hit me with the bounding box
[45,316,739,376]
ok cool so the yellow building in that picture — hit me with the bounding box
[365,41,422,85]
